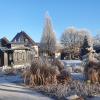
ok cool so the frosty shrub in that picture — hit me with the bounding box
[22,57,73,86]
[3,67,15,75]
[34,80,100,100]
[51,59,64,71]
[23,57,62,86]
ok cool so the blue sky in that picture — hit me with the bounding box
[0,0,100,42]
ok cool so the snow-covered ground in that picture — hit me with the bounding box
[71,72,85,81]
[71,73,100,100]
[0,68,100,100]
[61,60,82,67]
[0,74,53,100]
[86,96,100,100]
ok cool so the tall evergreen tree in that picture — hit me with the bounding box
[80,36,90,58]
[40,12,56,57]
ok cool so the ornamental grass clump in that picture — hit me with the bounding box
[22,58,72,86]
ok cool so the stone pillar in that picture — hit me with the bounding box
[24,50,26,63]
[25,50,28,63]
[13,51,16,65]
[0,57,1,67]
[4,52,8,66]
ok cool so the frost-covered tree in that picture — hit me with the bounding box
[40,12,56,57]
[61,27,93,59]
[61,27,78,50]
[94,33,100,46]
[79,29,93,47]
[61,27,80,59]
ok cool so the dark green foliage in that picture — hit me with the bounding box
[80,36,90,58]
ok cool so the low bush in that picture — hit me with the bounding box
[22,58,72,86]
[33,80,100,100]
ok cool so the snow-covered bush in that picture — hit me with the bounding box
[22,58,72,86]
[34,80,100,100]
[73,67,84,73]
[23,58,62,86]
[66,66,72,73]
[2,66,15,75]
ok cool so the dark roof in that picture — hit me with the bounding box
[11,31,35,45]
[0,37,9,47]
[0,37,9,43]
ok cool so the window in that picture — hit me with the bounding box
[9,53,12,61]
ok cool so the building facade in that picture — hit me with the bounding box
[0,31,38,67]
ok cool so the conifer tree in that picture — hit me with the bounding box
[80,36,90,58]
[40,12,56,57]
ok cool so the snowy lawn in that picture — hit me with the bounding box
[33,72,100,100]
[71,72,85,81]
[0,74,53,100]
[0,69,100,100]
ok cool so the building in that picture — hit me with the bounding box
[0,31,38,68]
[61,49,80,60]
